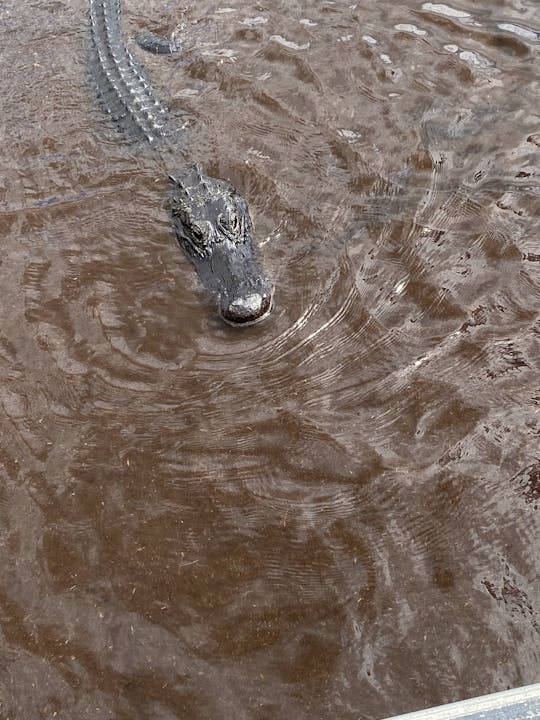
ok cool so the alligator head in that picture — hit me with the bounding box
[170,165,273,326]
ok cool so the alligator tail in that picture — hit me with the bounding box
[88,0,168,143]
[136,29,180,55]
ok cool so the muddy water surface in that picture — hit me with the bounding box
[0,0,539,718]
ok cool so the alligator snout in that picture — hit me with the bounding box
[219,289,273,326]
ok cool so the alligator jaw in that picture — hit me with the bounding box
[183,230,273,327]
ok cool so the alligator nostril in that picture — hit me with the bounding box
[220,292,272,325]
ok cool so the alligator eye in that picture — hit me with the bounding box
[191,225,205,243]
[229,213,240,234]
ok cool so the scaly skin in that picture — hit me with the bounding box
[88,0,273,325]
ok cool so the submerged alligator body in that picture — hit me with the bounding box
[88,0,272,325]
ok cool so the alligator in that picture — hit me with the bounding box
[88,0,273,325]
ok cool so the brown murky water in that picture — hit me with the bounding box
[0,0,539,718]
